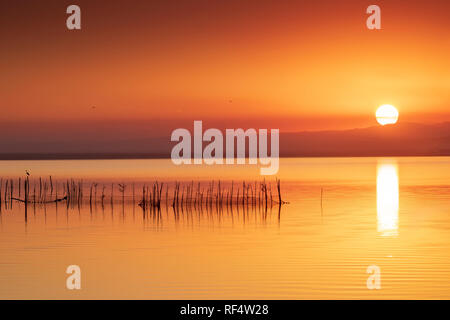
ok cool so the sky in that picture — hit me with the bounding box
[1,0,450,147]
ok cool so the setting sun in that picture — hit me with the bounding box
[376,105,399,126]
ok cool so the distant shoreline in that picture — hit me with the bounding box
[1,153,449,161]
[2,122,449,161]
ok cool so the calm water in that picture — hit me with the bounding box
[0,157,450,299]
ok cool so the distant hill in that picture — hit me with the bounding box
[0,122,449,160]
[280,122,450,157]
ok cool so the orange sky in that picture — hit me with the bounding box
[1,0,450,132]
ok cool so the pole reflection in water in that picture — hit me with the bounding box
[377,161,399,236]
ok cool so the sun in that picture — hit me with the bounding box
[376,104,399,126]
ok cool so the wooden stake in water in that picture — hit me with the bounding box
[320,187,323,216]
[24,177,29,223]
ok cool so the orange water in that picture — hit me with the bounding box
[0,157,449,299]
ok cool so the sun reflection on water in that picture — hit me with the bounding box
[377,161,399,236]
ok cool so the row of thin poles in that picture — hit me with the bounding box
[0,176,79,208]
[139,179,285,211]
[0,176,59,205]
[0,177,286,212]
[0,177,119,208]
[141,190,282,223]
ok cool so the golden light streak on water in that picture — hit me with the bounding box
[377,161,399,237]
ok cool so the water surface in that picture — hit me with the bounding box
[0,157,449,299]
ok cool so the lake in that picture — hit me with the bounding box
[0,157,449,299]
